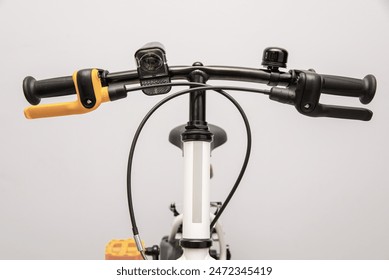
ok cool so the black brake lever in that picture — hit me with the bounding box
[314,103,372,121]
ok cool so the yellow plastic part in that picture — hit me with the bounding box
[24,68,110,119]
[105,238,144,260]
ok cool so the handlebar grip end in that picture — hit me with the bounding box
[360,74,376,105]
[23,76,41,105]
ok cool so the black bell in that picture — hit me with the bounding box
[262,47,288,69]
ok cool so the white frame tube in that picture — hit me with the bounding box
[179,140,212,260]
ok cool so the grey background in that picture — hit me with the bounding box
[1,0,388,259]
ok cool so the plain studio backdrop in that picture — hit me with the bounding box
[0,0,388,260]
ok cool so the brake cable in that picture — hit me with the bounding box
[125,83,269,258]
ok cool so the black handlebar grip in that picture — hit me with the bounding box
[23,76,76,105]
[320,74,376,104]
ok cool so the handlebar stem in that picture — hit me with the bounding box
[189,63,208,125]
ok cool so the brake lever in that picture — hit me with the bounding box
[314,103,372,121]
[269,70,373,121]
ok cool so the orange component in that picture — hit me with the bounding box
[24,69,110,119]
[105,238,144,260]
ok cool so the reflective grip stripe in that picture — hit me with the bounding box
[192,145,202,223]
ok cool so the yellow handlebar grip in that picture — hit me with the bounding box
[24,69,110,119]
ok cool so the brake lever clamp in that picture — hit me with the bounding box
[294,70,322,115]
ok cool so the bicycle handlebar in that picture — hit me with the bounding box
[23,66,293,102]
[22,62,376,121]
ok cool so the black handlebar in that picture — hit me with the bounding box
[23,66,293,105]
[22,65,376,121]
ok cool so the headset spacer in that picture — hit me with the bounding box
[180,238,213,249]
